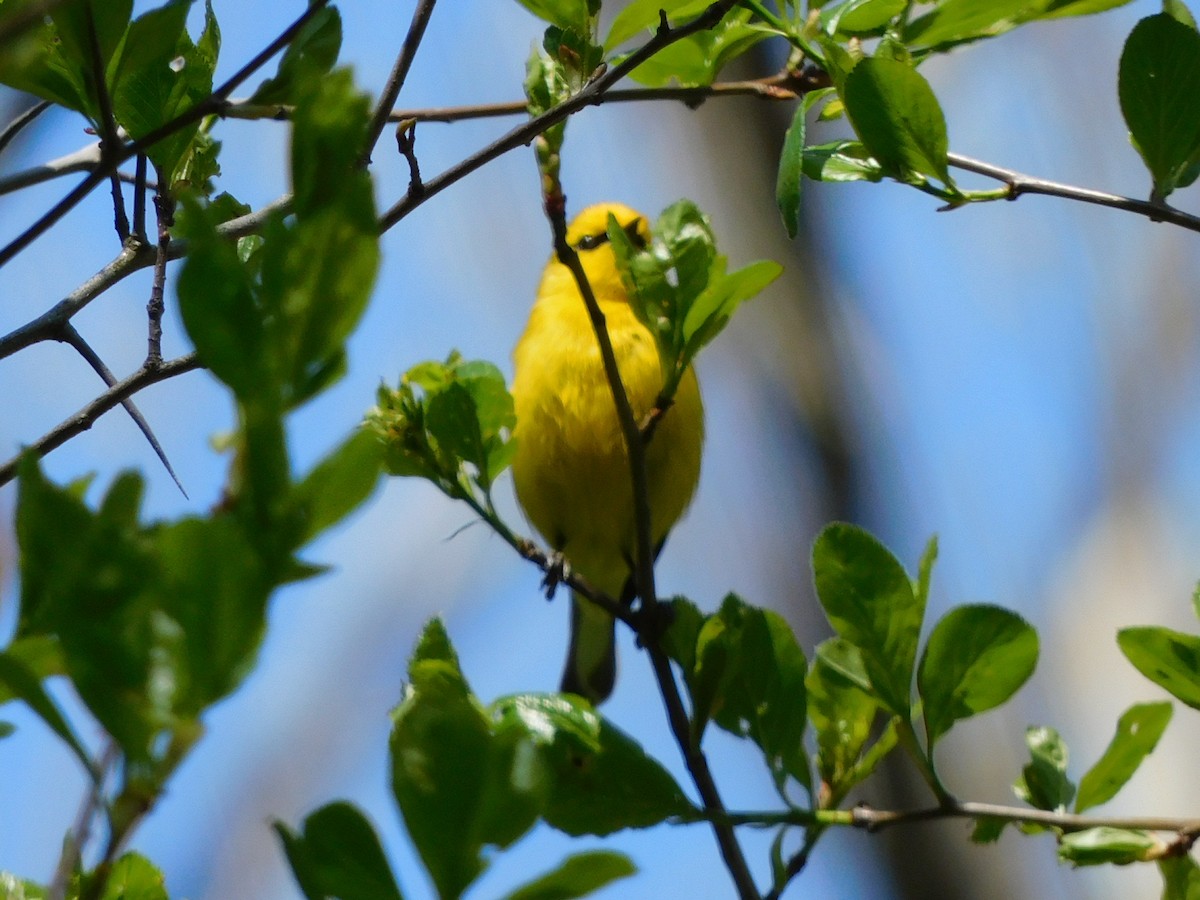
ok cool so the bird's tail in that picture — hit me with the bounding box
[561,591,617,704]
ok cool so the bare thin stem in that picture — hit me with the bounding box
[47,742,119,900]
[360,0,438,166]
[378,0,744,232]
[947,152,1200,232]
[854,800,1200,837]
[0,354,201,487]
[0,194,290,362]
[132,153,148,240]
[84,1,130,242]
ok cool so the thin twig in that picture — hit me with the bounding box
[0,0,329,269]
[223,73,805,124]
[378,0,744,232]
[0,354,201,487]
[47,742,119,900]
[947,152,1200,232]
[84,1,130,242]
[360,0,438,166]
[0,194,290,362]
[0,99,52,157]
[58,324,187,495]
[853,800,1200,837]
[132,153,148,240]
[147,174,172,365]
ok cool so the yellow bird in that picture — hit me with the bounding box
[511,203,704,704]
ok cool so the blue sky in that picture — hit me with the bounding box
[4,1,1199,898]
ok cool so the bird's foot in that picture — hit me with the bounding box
[541,551,571,600]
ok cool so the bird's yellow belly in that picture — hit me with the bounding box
[512,310,702,595]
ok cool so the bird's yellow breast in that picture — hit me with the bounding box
[511,241,703,597]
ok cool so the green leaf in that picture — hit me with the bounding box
[661,596,705,692]
[290,429,383,546]
[49,0,133,120]
[154,515,272,712]
[1041,0,1136,18]
[276,802,404,900]
[812,523,924,718]
[391,621,541,900]
[842,57,955,188]
[0,650,93,777]
[1057,827,1159,866]
[95,852,167,900]
[0,5,91,113]
[515,0,600,34]
[109,0,218,177]
[1160,854,1200,900]
[177,198,268,401]
[1164,0,1199,30]
[1075,702,1172,813]
[825,0,907,36]
[627,10,769,87]
[693,596,810,792]
[503,851,636,900]
[541,708,692,835]
[605,0,710,49]
[802,140,885,183]
[391,658,498,897]
[902,0,1133,49]
[681,259,782,365]
[970,816,1007,844]
[918,604,1039,747]
[776,99,808,239]
[1118,13,1200,198]
[250,6,341,104]
[1014,726,1075,811]
[807,638,882,794]
[1118,626,1200,710]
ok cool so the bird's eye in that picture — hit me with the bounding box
[575,232,609,251]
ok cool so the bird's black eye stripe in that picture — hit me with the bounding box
[575,232,610,251]
[574,218,648,252]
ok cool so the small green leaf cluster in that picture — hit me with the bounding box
[608,200,782,397]
[0,8,384,894]
[812,524,1039,803]
[0,0,218,186]
[367,354,516,508]
[770,0,1190,234]
[1002,704,1173,868]
[279,619,677,900]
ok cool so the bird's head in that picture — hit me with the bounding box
[564,203,650,303]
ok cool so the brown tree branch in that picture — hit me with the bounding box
[360,0,438,166]
[0,353,201,487]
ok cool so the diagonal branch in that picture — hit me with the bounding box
[0,353,201,487]
[0,194,290,362]
[378,0,744,232]
[83,0,130,242]
[948,152,1200,232]
[59,325,186,495]
[360,0,438,166]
